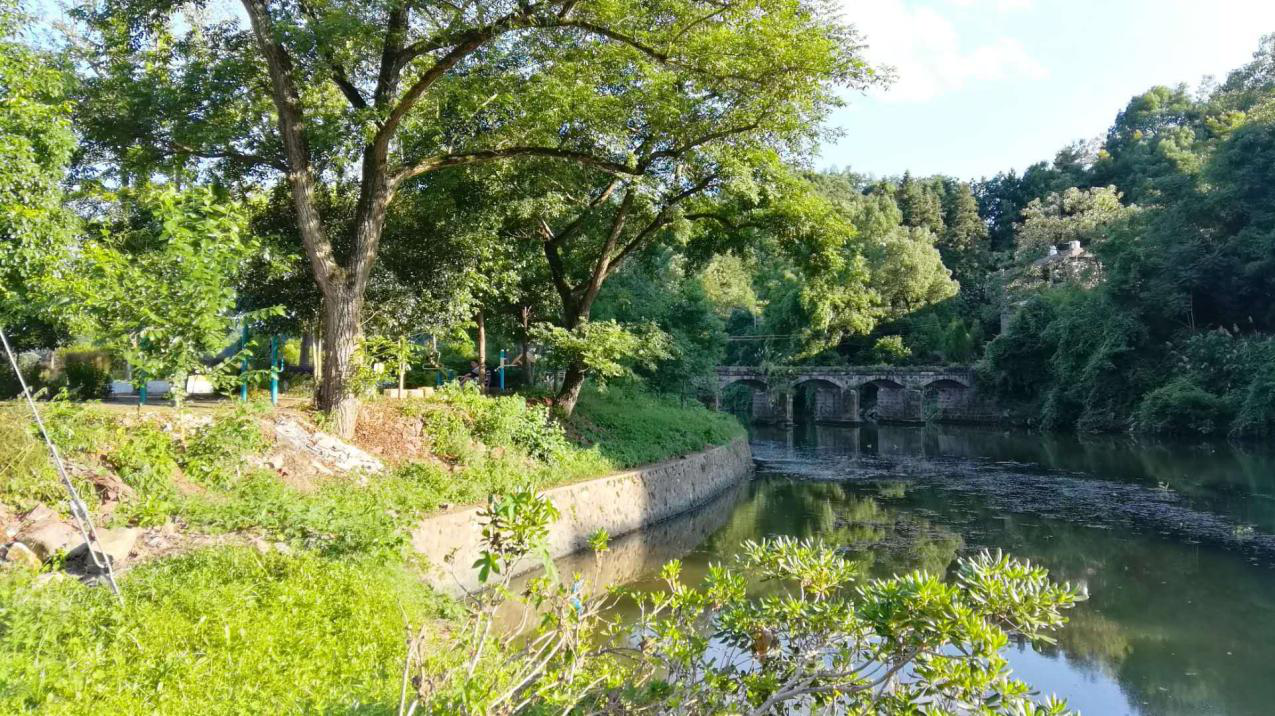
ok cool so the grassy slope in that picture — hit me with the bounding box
[0,386,743,715]
[568,386,745,468]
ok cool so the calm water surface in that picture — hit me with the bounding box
[605,424,1275,716]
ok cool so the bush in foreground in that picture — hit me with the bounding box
[406,492,1083,715]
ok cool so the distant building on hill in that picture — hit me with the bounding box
[1027,240,1102,288]
[1000,241,1104,332]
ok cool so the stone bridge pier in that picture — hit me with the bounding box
[714,366,993,425]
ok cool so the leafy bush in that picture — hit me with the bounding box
[1133,379,1233,435]
[180,405,267,487]
[1233,361,1275,436]
[531,319,671,385]
[871,334,911,363]
[60,351,112,400]
[405,493,1082,715]
[422,383,570,461]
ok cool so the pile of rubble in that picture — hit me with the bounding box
[1,503,139,574]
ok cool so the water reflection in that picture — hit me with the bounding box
[610,424,1275,716]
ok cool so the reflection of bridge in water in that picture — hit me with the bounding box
[715,365,997,425]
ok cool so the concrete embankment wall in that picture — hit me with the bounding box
[411,437,753,595]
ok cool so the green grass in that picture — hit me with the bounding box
[2,386,741,549]
[0,386,745,715]
[0,548,457,715]
[568,385,745,468]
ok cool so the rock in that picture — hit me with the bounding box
[273,541,292,555]
[34,571,69,587]
[4,542,41,570]
[266,453,286,470]
[17,519,82,560]
[20,503,57,525]
[252,538,271,555]
[274,418,384,475]
[0,504,16,540]
[69,527,140,565]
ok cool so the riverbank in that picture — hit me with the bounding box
[414,437,752,594]
[0,386,745,714]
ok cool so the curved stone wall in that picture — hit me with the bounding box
[411,437,753,595]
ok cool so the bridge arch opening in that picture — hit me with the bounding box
[720,378,778,424]
[792,378,856,424]
[857,378,905,422]
[922,378,971,421]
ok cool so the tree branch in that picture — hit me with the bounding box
[297,0,368,109]
[373,1,410,107]
[240,0,342,289]
[377,7,543,152]
[392,147,638,186]
[538,220,576,308]
[163,140,287,171]
[573,189,635,323]
[640,122,760,170]
[610,174,719,267]
[547,178,622,246]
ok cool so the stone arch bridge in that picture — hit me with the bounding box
[714,366,994,424]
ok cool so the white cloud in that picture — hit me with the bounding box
[945,0,1033,11]
[842,0,1047,102]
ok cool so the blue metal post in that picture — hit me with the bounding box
[240,325,249,401]
[138,373,147,406]
[498,349,506,392]
[269,335,279,406]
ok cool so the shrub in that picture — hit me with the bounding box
[405,493,1082,715]
[871,334,911,364]
[180,406,267,487]
[1232,361,1275,437]
[60,350,113,400]
[1133,379,1233,435]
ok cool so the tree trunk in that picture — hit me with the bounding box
[316,288,362,438]
[475,309,487,393]
[556,360,589,418]
[553,298,593,417]
[520,305,533,388]
[299,331,314,371]
[398,335,407,394]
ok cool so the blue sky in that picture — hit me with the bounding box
[821,0,1275,180]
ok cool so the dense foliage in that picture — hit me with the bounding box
[970,38,1275,435]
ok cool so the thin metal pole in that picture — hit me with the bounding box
[269,335,279,406]
[0,328,123,603]
[240,324,249,401]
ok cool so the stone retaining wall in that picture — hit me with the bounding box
[411,437,753,595]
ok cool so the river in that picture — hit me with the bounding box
[598,423,1275,716]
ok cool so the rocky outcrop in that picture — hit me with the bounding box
[271,418,385,475]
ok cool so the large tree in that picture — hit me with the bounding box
[71,0,874,434]
[0,0,76,349]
